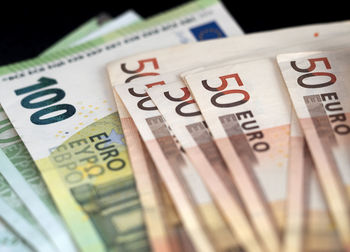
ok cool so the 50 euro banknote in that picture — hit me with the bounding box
[0,0,242,251]
[183,58,344,252]
[114,79,260,252]
[148,68,343,252]
[147,80,265,251]
[277,49,350,250]
[183,60,291,252]
[107,21,350,252]
[284,110,343,252]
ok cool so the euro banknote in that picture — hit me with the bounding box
[106,21,350,153]
[103,3,242,250]
[147,80,265,251]
[183,58,345,251]
[183,60,291,252]
[2,1,350,250]
[0,0,242,251]
[0,9,143,252]
[0,218,33,252]
[0,135,76,252]
[42,10,142,55]
[105,21,350,252]
[184,56,347,252]
[41,13,112,56]
[0,150,57,252]
[71,10,142,46]
[284,110,342,252]
[114,80,260,252]
[107,20,350,90]
[277,49,350,250]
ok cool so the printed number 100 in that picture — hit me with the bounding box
[15,77,76,125]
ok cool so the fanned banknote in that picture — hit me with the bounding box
[0,218,33,252]
[0,107,77,252]
[0,150,57,252]
[106,20,350,252]
[114,81,260,252]
[277,49,350,250]
[284,110,342,252]
[105,3,242,250]
[107,21,350,144]
[2,0,350,250]
[0,10,145,252]
[108,20,350,89]
[147,80,266,251]
[183,60,292,251]
[0,0,242,251]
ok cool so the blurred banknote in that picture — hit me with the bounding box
[114,79,259,252]
[43,10,142,55]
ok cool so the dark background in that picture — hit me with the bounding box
[0,0,348,66]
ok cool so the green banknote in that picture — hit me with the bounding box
[0,9,143,252]
[0,150,56,252]
[40,13,112,56]
[0,218,33,252]
[0,0,242,251]
[42,10,142,56]
[69,10,142,47]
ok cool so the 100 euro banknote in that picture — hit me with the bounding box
[0,10,142,251]
[0,0,242,251]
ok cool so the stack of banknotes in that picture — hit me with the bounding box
[0,0,349,251]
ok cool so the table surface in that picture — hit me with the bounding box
[0,0,348,66]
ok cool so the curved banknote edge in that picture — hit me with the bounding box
[118,76,253,251]
[147,80,265,251]
[0,133,77,252]
[0,197,54,252]
[115,95,194,252]
[71,10,143,47]
[41,13,113,56]
[277,49,350,250]
[283,109,308,252]
[284,109,343,252]
[114,81,257,252]
[0,1,241,251]
[43,10,143,55]
[0,173,56,252]
[0,218,33,252]
[1,102,82,252]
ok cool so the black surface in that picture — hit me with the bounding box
[0,0,348,66]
